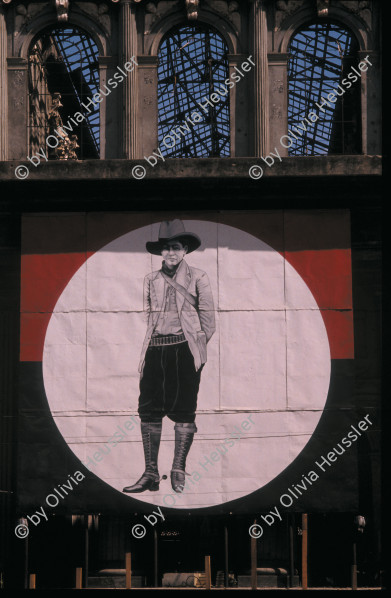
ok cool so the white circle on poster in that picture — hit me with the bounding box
[43,220,330,509]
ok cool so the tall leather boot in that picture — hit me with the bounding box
[123,421,162,493]
[171,422,197,493]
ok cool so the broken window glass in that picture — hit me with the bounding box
[28,27,100,160]
[158,24,230,158]
[288,22,361,155]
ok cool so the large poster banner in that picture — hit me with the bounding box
[19,210,358,515]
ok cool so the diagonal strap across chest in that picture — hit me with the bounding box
[160,272,197,309]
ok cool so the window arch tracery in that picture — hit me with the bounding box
[287,21,361,155]
[157,23,230,158]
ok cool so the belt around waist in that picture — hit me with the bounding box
[149,333,187,346]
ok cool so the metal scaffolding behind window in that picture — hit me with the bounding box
[288,22,361,155]
[157,24,230,158]
[28,27,100,160]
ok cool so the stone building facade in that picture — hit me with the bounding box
[0,0,382,590]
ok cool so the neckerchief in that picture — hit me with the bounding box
[161,260,179,278]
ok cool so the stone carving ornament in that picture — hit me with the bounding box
[145,0,239,32]
[272,79,284,93]
[55,0,69,22]
[274,0,305,30]
[316,0,329,17]
[338,0,370,13]
[14,96,24,109]
[11,0,147,34]
[144,1,181,33]
[13,70,24,86]
[274,0,371,31]
[14,3,47,32]
[204,0,239,25]
[48,92,79,160]
[271,103,283,120]
[338,0,371,30]
[68,135,80,159]
[186,0,199,20]
[74,2,111,34]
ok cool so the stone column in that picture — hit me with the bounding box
[358,50,380,156]
[7,57,28,160]
[268,52,289,156]
[120,0,139,158]
[137,55,158,159]
[99,56,119,159]
[250,0,269,156]
[228,54,250,157]
[0,5,8,160]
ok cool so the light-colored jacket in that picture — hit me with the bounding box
[138,259,215,373]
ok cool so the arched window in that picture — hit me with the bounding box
[287,22,361,155]
[157,24,230,157]
[28,27,100,160]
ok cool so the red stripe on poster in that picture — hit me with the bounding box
[284,249,354,359]
[20,253,87,361]
[20,248,353,361]
[20,312,52,362]
[321,310,354,360]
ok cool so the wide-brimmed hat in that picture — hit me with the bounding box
[146,219,201,255]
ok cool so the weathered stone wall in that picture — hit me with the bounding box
[0,0,382,161]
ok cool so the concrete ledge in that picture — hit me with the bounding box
[0,155,381,182]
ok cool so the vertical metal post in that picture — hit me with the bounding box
[154,528,158,587]
[0,6,9,160]
[338,45,345,154]
[84,515,89,589]
[125,552,132,589]
[251,519,257,590]
[205,555,211,589]
[289,513,295,588]
[301,514,308,590]
[75,567,82,589]
[351,541,357,590]
[208,56,217,157]
[24,527,29,590]
[224,524,229,588]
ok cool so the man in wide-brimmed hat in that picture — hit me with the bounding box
[123,219,215,495]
